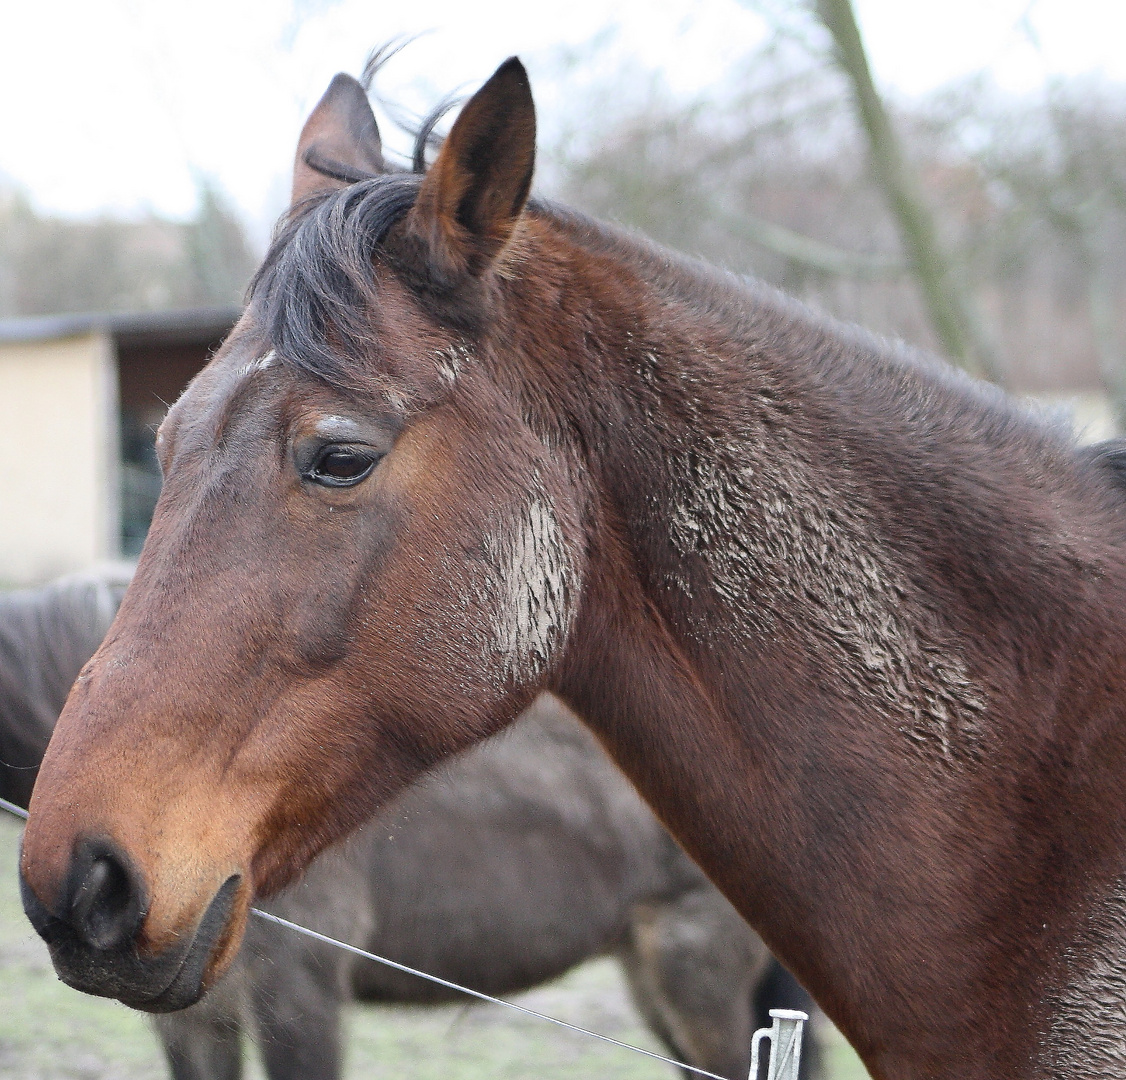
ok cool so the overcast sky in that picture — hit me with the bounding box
[2,0,1125,240]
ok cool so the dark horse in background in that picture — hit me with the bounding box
[0,567,131,809]
[0,571,819,1080]
[22,52,1126,1080]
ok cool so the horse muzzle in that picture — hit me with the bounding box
[19,837,243,1012]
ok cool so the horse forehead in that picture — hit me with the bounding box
[168,344,286,447]
[205,340,281,398]
[232,348,278,378]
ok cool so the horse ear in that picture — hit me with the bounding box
[397,57,535,283]
[292,73,385,205]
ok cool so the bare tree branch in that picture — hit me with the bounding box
[717,208,904,278]
[811,0,1001,380]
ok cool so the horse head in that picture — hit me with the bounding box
[20,58,590,1009]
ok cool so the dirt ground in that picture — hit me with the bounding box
[0,815,867,1080]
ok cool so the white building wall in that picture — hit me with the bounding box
[0,331,120,584]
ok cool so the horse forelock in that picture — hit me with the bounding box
[251,36,452,363]
[249,173,423,391]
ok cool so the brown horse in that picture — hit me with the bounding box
[20,57,1126,1079]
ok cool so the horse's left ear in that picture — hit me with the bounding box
[292,73,385,205]
[396,57,535,284]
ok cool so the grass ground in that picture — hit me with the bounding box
[0,815,869,1079]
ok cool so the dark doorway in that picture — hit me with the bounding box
[113,312,236,556]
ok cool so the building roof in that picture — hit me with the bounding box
[0,307,241,349]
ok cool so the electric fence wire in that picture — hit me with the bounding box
[0,794,728,1080]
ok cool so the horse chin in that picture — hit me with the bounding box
[20,872,246,1013]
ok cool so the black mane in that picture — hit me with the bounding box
[250,44,465,391]
[249,174,422,389]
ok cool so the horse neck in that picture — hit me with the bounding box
[496,212,1126,1078]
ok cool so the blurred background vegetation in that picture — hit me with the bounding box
[4,2,1126,421]
[549,15,1126,410]
[0,178,257,317]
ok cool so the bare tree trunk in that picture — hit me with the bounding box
[812,0,1001,381]
[1080,227,1126,427]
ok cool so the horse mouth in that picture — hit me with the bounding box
[20,872,243,1013]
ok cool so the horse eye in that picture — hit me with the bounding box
[307,446,380,487]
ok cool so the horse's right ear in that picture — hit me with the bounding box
[395,57,535,286]
[292,74,385,205]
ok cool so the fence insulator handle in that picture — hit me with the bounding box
[748,1008,807,1080]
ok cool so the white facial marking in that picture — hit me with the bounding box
[435,343,471,387]
[234,349,276,379]
[315,414,360,434]
[484,494,575,684]
[385,389,407,413]
[1044,881,1126,1076]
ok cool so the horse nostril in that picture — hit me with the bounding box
[69,844,144,952]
